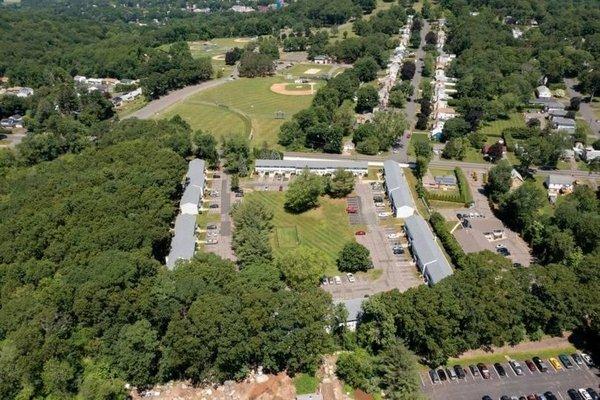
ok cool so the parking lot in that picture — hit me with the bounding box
[202,172,236,261]
[323,181,423,300]
[422,356,600,400]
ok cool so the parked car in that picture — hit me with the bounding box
[378,211,391,217]
[482,396,493,400]
[387,232,401,239]
[346,206,358,213]
[447,367,457,380]
[526,395,537,400]
[567,389,582,400]
[209,204,219,208]
[494,363,506,376]
[525,359,536,372]
[580,352,594,367]
[469,364,480,377]
[559,354,574,369]
[509,360,524,375]
[477,363,490,379]
[334,276,342,285]
[321,277,328,286]
[346,273,355,283]
[533,356,549,372]
[549,357,562,370]
[453,364,466,379]
[500,396,511,400]
[586,388,600,400]
[355,230,366,235]
[207,224,218,230]
[544,392,558,400]
[437,369,447,381]
[206,239,218,245]
[571,353,584,366]
[328,277,334,285]
[392,245,404,255]
[578,389,593,400]
[429,369,440,383]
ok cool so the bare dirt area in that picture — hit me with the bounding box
[270,83,314,96]
[131,372,295,400]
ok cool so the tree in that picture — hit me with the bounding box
[442,138,467,160]
[425,31,438,45]
[441,117,470,141]
[579,69,600,101]
[336,349,377,393]
[42,359,75,397]
[275,246,327,289]
[113,319,159,387]
[326,169,356,198]
[225,47,244,65]
[400,60,416,81]
[414,140,432,160]
[355,85,379,113]
[377,341,422,400]
[486,160,512,202]
[354,56,379,82]
[192,130,219,166]
[238,51,274,77]
[337,241,372,272]
[500,182,546,230]
[284,170,325,212]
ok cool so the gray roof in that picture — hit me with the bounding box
[166,213,197,269]
[383,160,415,210]
[187,159,205,188]
[334,298,364,322]
[552,116,576,126]
[181,184,202,206]
[546,174,573,187]
[548,109,569,117]
[543,101,565,110]
[434,175,457,185]
[404,214,453,285]
[255,159,368,170]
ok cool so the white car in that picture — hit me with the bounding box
[387,232,401,239]
[579,388,593,400]
[581,352,594,367]
[346,273,355,283]
[334,276,342,285]
[378,212,391,218]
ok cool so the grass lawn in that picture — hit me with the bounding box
[446,345,577,367]
[408,132,430,157]
[155,77,314,147]
[247,191,356,275]
[429,167,454,177]
[281,63,335,77]
[187,37,255,59]
[478,113,525,141]
[116,97,147,119]
[293,373,320,395]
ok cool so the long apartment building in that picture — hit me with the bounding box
[254,158,368,176]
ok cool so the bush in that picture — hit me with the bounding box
[455,167,473,205]
[429,212,466,267]
[337,242,372,272]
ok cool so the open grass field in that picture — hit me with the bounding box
[188,37,255,59]
[478,113,526,143]
[246,191,355,275]
[155,77,314,147]
[446,345,577,368]
[281,63,335,77]
[293,373,320,395]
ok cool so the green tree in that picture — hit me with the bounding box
[284,170,325,212]
[193,130,219,166]
[326,169,356,198]
[486,160,512,202]
[355,85,379,113]
[42,359,75,397]
[377,341,422,400]
[336,349,377,393]
[442,138,467,160]
[441,117,470,141]
[275,246,327,289]
[337,241,372,272]
[113,319,159,387]
[354,56,379,82]
[500,182,546,230]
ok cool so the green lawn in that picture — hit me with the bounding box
[293,373,320,395]
[188,37,255,59]
[446,345,577,367]
[117,97,147,119]
[281,63,335,77]
[247,191,356,275]
[478,113,525,141]
[155,77,314,147]
[408,132,430,157]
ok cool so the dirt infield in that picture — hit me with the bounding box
[270,83,314,96]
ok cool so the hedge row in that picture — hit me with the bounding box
[454,167,474,205]
[429,212,466,268]
[502,131,516,152]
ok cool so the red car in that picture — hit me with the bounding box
[524,359,536,372]
[355,230,366,235]
[346,206,358,213]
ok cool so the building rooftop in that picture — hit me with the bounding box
[166,213,197,269]
[404,214,453,285]
[383,160,415,210]
[187,158,205,188]
[334,298,365,322]
[552,116,576,126]
[255,159,368,170]
[434,175,457,186]
[546,174,574,187]
[181,184,202,206]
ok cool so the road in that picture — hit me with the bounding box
[564,78,600,139]
[284,151,600,179]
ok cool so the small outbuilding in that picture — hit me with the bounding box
[535,85,552,99]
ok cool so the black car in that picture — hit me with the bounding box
[437,369,447,381]
[482,396,493,400]
[497,247,511,256]
[501,396,511,400]
[544,391,558,400]
[559,354,574,369]
[533,356,548,372]
[587,388,600,400]
[567,389,582,400]
[428,369,440,383]
[571,353,584,366]
[206,224,218,230]
[209,204,219,208]
[453,364,466,379]
[469,364,480,377]
[494,362,506,376]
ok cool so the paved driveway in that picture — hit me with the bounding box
[204,173,236,261]
[323,182,423,300]
[565,78,600,140]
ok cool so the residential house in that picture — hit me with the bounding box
[404,214,453,285]
[334,298,365,332]
[583,146,600,162]
[535,85,552,99]
[313,55,332,65]
[433,175,457,188]
[0,114,24,129]
[230,5,254,12]
[545,174,574,203]
[547,109,570,118]
[550,116,576,133]
[383,160,415,218]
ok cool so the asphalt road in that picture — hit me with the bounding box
[422,360,600,400]
[564,78,600,140]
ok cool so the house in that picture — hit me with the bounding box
[74,75,87,84]
[583,146,600,162]
[165,213,198,269]
[541,101,565,113]
[179,159,206,214]
[545,174,573,192]
[404,214,453,285]
[536,85,552,99]
[0,114,24,128]
[550,116,576,133]
[547,109,570,118]
[383,160,415,218]
[230,5,254,12]
[313,55,332,65]
[254,159,368,176]
[334,298,365,331]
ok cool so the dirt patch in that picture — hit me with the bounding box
[212,54,226,61]
[304,68,321,75]
[270,83,314,96]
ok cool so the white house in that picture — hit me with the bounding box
[313,55,332,65]
[583,146,600,162]
[545,175,573,192]
[254,159,368,176]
